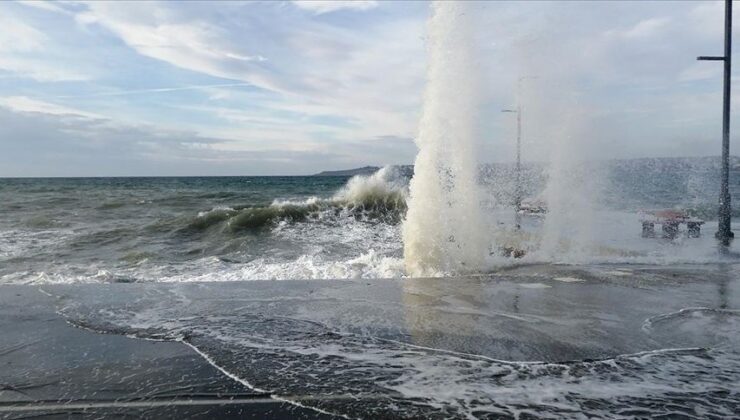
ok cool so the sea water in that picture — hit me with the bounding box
[1,158,740,285]
[0,168,408,284]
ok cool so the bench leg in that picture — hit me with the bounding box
[642,222,655,238]
[662,222,679,239]
[687,222,701,238]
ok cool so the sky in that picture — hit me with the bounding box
[0,0,737,176]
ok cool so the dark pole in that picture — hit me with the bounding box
[516,104,522,213]
[515,77,525,217]
[698,0,734,243]
[719,0,733,242]
[500,108,521,228]
[503,76,535,230]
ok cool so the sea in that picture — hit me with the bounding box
[2,157,740,285]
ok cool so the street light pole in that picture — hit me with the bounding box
[698,0,734,243]
[501,107,521,228]
[515,103,522,213]
[503,77,535,230]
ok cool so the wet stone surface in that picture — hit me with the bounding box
[0,286,334,419]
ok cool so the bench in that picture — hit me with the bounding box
[640,210,704,239]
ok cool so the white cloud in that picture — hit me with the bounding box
[73,1,424,142]
[678,62,722,83]
[0,12,47,52]
[0,101,411,176]
[0,56,90,82]
[687,1,725,39]
[292,1,378,15]
[17,0,73,15]
[76,3,291,94]
[612,17,672,39]
[0,3,93,81]
[224,52,267,62]
[55,82,253,98]
[0,96,100,118]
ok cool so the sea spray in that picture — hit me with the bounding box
[538,116,603,262]
[333,166,408,213]
[403,2,490,277]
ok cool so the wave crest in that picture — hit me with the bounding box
[186,166,409,232]
[333,166,408,215]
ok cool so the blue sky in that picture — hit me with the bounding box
[0,0,737,176]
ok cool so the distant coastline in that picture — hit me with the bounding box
[311,156,740,178]
[312,166,380,176]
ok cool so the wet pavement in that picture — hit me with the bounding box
[1,264,739,418]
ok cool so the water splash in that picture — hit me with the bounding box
[333,166,408,212]
[403,1,491,277]
[539,121,603,262]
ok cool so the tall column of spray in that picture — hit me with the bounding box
[538,116,601,262]
[403,1,488,277]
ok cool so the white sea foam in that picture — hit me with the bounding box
[160,251,405,282]
[270,197,320,207]
[5,252,405,285]
[196,206,235,218]
[0,228,75,259]
[553,277,585,283]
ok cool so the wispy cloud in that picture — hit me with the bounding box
[71,1,425,140]
[0,12,46,52]
[16,0,73,15]
[54,83,253,98]
[292,1,378,15]
[0,96,100,118]
[607,17,672,40]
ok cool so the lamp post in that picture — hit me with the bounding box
[502,77,536,230]
[501,107,522,218]
[698,0,733,243]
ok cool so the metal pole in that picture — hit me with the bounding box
[500,108,520,228]
[515,105,522,212]
[504,76,535,230]
[718,0,734,242]
[698,0,734,243]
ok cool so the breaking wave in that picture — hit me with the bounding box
[187,167,408,232]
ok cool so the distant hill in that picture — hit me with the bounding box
[311,157,740,177]
[313,166,380,176]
